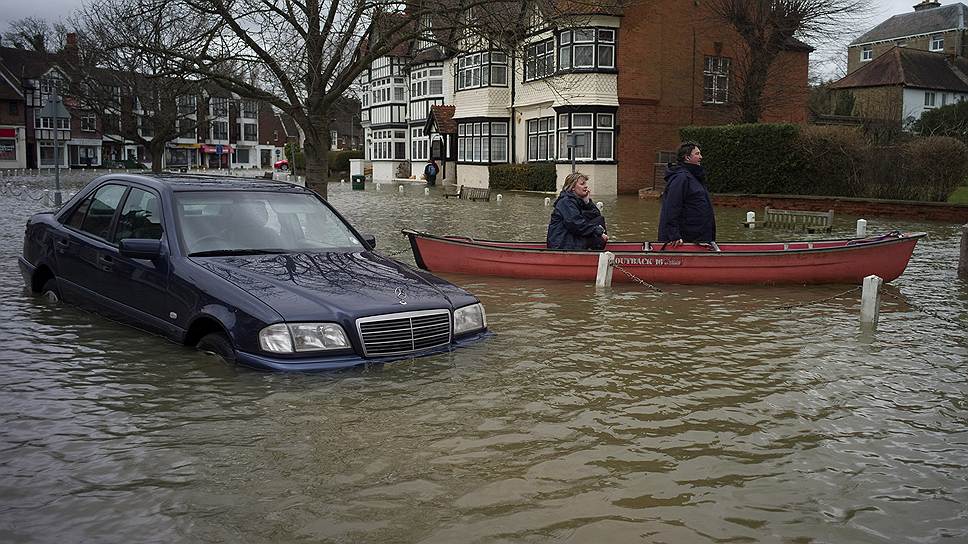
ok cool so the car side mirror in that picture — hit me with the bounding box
[119,238,163,259]
[362,234,376,249]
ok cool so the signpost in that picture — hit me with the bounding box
[216,144,223,170]
[566,132,587,173]
[38,85,69,206]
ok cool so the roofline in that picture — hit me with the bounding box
[850,26,965,47]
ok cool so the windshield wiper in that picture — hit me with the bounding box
[188,248,290,257]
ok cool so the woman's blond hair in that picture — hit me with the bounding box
[562,172,588,192]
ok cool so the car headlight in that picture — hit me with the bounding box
[259,323,350,353]
[453,303,487,335]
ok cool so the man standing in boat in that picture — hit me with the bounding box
[547,172,608,250]
[658,141,716,247]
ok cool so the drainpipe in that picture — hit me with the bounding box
[510,52,516,164]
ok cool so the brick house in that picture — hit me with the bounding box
[846,1,968,75]
[833,0,968,125]
[360,1,811,195]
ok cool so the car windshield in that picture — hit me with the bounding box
[174,191,365,255]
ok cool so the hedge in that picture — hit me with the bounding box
[680,124,968,202]
[327,149,364,172]
[488,163,557,192]
[680,123,802,194]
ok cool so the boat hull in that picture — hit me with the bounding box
[403,231,925,285]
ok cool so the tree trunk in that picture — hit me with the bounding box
[303,118,331,199]
[150,140,167,173]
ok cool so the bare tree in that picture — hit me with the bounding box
[71,0,220,172]
[704,0,871,123]
[3,17,70,52]
[92,0,534,198]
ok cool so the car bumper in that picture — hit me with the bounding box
[234,329,493,372]
[18,257,36,290]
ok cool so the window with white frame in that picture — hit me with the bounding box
[81,114,96,132]
[703,56,730,104]
[527,117,554,162]
[456,52,508,90]
[525,39,555,81]
[212,121,228,140]
[371,129,407,160]
[861,46,872,61]
[411,66,444,99]
[177,95,196,115]
[242,100,258,119]
[371,77,406,105]
[558,28,616,71]
[457,120,508,163]
[411,126,429,161]
[35,115,70,130]
[556,111,615,162]
[211,97,229,117]
[924,91,937,107]
[930,35,944,51]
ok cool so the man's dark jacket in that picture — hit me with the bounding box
[658,163,716,242]
[546,190,607,250]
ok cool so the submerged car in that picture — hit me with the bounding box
[19,174,488,371]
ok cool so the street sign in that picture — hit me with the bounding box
[38,96,70,119]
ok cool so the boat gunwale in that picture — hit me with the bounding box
[401,229,926,258]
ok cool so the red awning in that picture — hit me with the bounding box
[0,128,17,138]
[200,144,233,154]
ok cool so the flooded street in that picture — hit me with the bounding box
[1,172,967,543]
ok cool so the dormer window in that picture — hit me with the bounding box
[861,46,872,61]
[930,35,944,51]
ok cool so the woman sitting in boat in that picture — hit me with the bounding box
[547,172,608,250]
[658,141,716,247]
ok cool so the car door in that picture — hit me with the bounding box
[106,186,173,335]
[54,183,128,310]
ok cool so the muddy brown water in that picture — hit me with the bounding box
[1,173,966,543]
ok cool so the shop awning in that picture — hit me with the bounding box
[0,128,17,138]
[201,144,233,154]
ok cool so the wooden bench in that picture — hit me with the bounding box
[443,185,491,202]
[748,207,834,233]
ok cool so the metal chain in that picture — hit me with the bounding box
[773,285,862,311]
[880,289,958,323]
[381,248,412,258]
[611,263,663,293]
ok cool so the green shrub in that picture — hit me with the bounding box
[488,163,557,191]
[913,100,968,144]
[327,149,364,172]
[883,137,968,201]
[284,143,305,170]
[680,123,802,194]
[793,125,866,196]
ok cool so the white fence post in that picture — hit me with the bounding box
[746,211,755,228]
[860,275,882,328]
[856,219,867,237]
[596,251,615,288]
[958,224,968,279]
[544,197,550,206]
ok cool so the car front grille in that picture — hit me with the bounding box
[356,309,452,357]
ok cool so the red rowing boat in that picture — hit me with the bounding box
[403,229,926,285]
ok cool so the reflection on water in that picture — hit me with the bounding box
[1,175,967,543]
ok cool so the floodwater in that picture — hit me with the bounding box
[1,172,966,543]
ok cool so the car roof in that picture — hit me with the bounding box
[93,173,312,193]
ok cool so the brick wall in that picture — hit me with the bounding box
[615,1,809,194]
[705,193,968,223]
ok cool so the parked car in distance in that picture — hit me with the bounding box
[273,159,289,171]
[19,173,489,371]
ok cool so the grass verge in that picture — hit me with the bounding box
[949,185,968,204]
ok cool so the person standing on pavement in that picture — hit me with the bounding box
[424,158,439,187]
[658,141,716,246]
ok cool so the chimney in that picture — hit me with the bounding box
[64,33,78,63]
[913,1,942,11]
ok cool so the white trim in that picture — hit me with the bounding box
[850,26,964,47]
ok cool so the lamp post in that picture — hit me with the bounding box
[37,80,69,206]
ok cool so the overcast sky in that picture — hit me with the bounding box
[0,0,945,77]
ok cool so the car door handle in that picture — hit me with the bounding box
[98,254,114,271]
[54,239,69,253]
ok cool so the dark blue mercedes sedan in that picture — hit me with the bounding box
[19,174,488,371]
